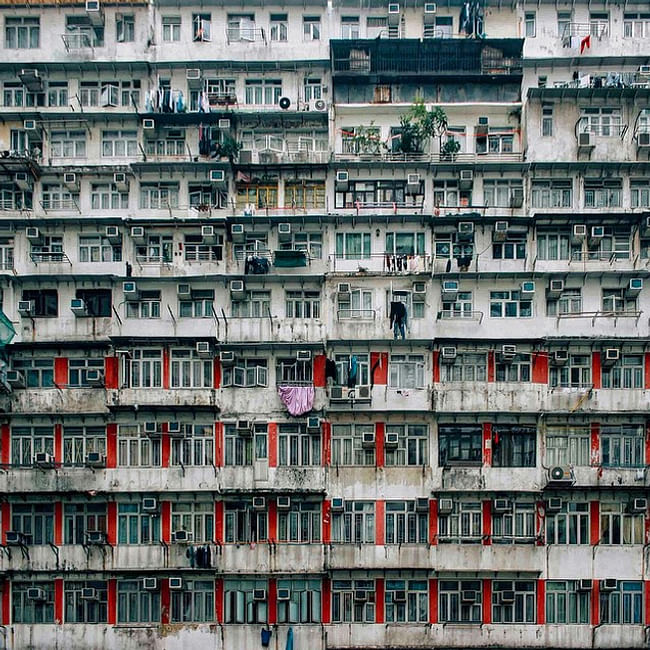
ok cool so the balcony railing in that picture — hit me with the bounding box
[562,21,609,41]
[337,309,376,320]
[556,309,642,325]
[225,27,267,45]
[61,33,96,51]
[437,310,484,323]
[40,198,80,213]
[337,200,424,214]
[30,251,71,265]
[332,151,523,164]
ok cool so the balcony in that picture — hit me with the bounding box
[329,253,432,275]
[225,27,267,45]
[332,151,523,164]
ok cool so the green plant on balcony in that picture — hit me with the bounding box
[216,135,242,162]
[441,138,461,161]
[348,123,386,156]
[397,100,449,154]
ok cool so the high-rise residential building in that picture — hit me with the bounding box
[0,0,648,648]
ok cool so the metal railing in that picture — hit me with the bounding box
[61,33,96,51]
[30,251,71,265]
[569,251,624,263]
[40,198,80,213]
[332,151,522,163]
[329,252,431,274]
[556,309,642,325]
[225,27,267,44]
[562,21,609,40]
[437,310,484,323]
[337,309,376,320]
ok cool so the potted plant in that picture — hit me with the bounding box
[216,135,242,162]
[441,138,461,161]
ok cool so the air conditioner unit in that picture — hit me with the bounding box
[412,281,427,295]
[548,466,573,484]
[462,590,478,603]
[168,422,183,436]
[547,279,564,297]
[603,348,620,365]
[85,530,106,545]
[424,3,437,23]
[639,65,650,75]
[26,226,41,241]
[459,169,473,189]
[209,169,226,186]
[253,496,266,510]
[81,587,99,600]
[362,431,375,447]
[15,173,32,190]
[385,432,399,447]
[357,385,371,400]
[277,588,291,600]
[63,172,78,188]
[457,222,474,242]
[393,590,406,602]
[172,531,192,543]
[218,119,231,129]
[337,282,351,294]
[142,578,158,591]
[123,281,140,301]
[33,452,55,467]
[27,587,46,601]
[18,300,34,317]
[493,221,509,241]
[438,498,454,514]
[201,225,216,243]
[520,281,535,299]
[6,531,26,545]
[142,118,155,130]
[254,589,267,601]
[335,170,349,191]
[177,283,191,298]
[220,351,236,366]
[329,385,346,401]
[493,498,510,512]
[292,350,311,363]
[630,498,647,513]
[638,132,650,147]
[143,422,158,436]
[196,341,212,357]
[142,497,158,511]
[307,416,320,432]
[601,579,618,591]
[416,497,429,511]
[500,344,517,361]
[546,497,563,512]
[331,498,344,511]
[130,226,146,243]
[441,346,457,363]
[169,577,184,590]
[552,350,569,365]
[86,369,104,387]
[237,420,253,435]
[388,3,401,25]
[627,278,643,296]
[113,172,129,190]
[231,223,245,243]
[23,119,37,130]
[85,0,100,11]
[105,225,121,242]
[442,280,459,298]
[578,579,593,592]
[186,68,201,82]
[578,131,594,148]
[406,173,420,194]
[590,226,605,239]
[70,298,87,317]
[572,224,587,241]
[310,98,328,112]
[85,451,105,467]
[230,280,245,299]
[6,370,25,388]
[277,496,291,509]
[499,591,515,604]
[278,222,291,242]
[354,589,368,601]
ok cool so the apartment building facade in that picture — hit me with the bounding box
[0,0,648,648]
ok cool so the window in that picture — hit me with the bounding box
[278,423,320,466]
[225,500,267,543]
[303,78,322,103]
[331,501,375,543]
[546,502,589,545]
[631,180,650,208]
[524,12,536,37]
[65,15,103,48]
[429,16,452,38]
[584,181,623,209]
[541,105,553,137]
[162,16,180,42]
[192,13,211,41]
[476,128,514,156]
[433,180,471,208]
[75,289,112,317]
[115,13,134,42]
[335,232,371,259]
[65,581,108,623]
[580,108,621,138]
[547,289,582,316]
[184,232,223,262]
[439,580,482,623]
[227,13,256,41]
[64,503,106,545]
[303,15,321,40]
[336,180,423,208]
[270,13,287,41]
[557,11,572,37]
[602,355,643,389]
[385,579,428,622]
[439,500,482,543]
[0,185,30,211]
[223,358,268,388]
[225,579,267,623]
[367,15,387,37]
[3,82,43,107]
[63,426,106,465]
[124,349,162,388]
[545,426,590,467]
[171,424,214,467]
[139,183,179,209]
[332,424,375,466]
[171,579,214,623]
[125,290,162,319]
[11,504,54,545]
[118,425,161,467]
[231,291,271,318]
[285,182,326,210]
[599,581,642,623]
[47,81,68,107]
[492,426,536,468]
[20,289,57,317]
[5,17,39,48]
[337,288,373,319]
[332,580,375,622]
[549,354,591,388]
[483,180,523,207]
[389,355,425,389]
[50,130,86,158]
[441,353,486,382]
[40,185,76,211]
[493,235,526,260]
[79,81,99,106]
[601,425,644,468]
[278,501,321,543]
[11,426,54,465]
[144,131,185,158]
[440,291,474,319]
[624,13,650,38]
[79,234,122,262]
[12,582,54,623]
[489,290,532,318]
[334,353,369,388]
[171,502,214,543]
[135,234,173,264]
[438,425,482,466]
[30,235,64,261]
[495,354,531,382]
[492,501,535,543]
[384,424,428,466]
[602,288,637,313]
[537,229,571,260]
[385,232,426,257]
[225,422,267,466]
[170,349,212,388]
[277,579,321,623]
[492,581,536,623]
[118,503,160,544]
[385,501,428,544]
[101,130,137,158]
[68,358,104,387]
[341,15,360,38]
[117,580,160,623]
[244,79,282,105]
[285,291,320,319]
[546,581,589,623]
[589,12,609,37]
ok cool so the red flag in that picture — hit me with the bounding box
[580,34,591,54]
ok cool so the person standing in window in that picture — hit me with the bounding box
[389,301,407,340]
